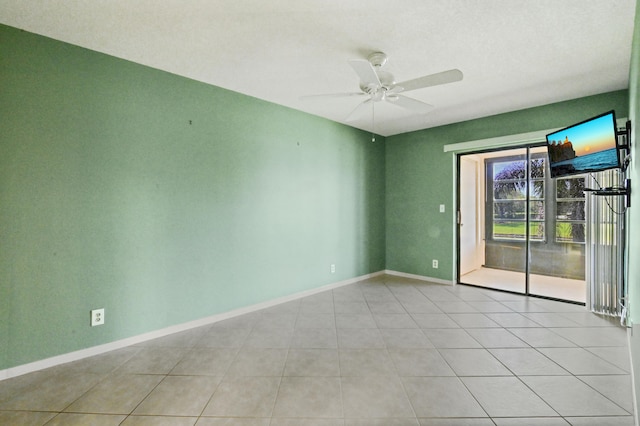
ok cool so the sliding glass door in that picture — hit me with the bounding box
[458,146,586,303]
[459,148,528,294]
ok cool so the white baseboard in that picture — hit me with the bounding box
[384,269,455,286]
[0,270,386,381]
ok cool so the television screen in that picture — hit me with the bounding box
[546,110,620,178]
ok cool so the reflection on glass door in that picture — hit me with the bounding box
[485,148,529,294]
[529,146,586,302]
[458,146,586,303]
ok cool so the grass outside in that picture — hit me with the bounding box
[493,221,582,242]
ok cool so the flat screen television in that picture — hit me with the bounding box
[546,110,621,178]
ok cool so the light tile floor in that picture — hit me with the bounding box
[0,275,635,425]
[461,267,586,304]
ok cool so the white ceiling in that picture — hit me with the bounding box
[1,0,636,136]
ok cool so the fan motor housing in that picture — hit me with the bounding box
[367,52,388,68]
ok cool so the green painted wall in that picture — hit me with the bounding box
[626,0,640,408]
[0,25,386,370]
[385,91,629,280]
[628,0,640,325]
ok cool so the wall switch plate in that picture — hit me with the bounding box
[432,259,439,269]
[91,308,105,327]
[330,264,336,274]
[439,204,445,213]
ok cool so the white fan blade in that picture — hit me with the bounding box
[386,94,434,114]
[348,59,381,88]
[345,98,373,122]
[393,69,463,93]
[300,92,366,100]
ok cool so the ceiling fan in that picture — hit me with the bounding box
[303,52,463,122]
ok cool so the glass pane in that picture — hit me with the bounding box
[493,221,526,240]
[530,158,545,178]
[529,201,545,220]
[530,181,544,199]
[528,145,585,302]
[556,222,586,243]
[494,181,526,199]
[556,201,585,221]
[494,161,526,180]
[557,178,585,199]
[493,180,543,199]
[494,201,525,220]
[461,148,527,295]
[492,221,545,241]
[530,222,545,240]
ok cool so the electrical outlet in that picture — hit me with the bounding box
[90,308,105,327]
[432,259,439,269]
[330,264,336,274]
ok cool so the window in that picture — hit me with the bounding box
[488,153,586,244]
[491,157,545,241]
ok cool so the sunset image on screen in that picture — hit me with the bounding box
[547,114,616,157]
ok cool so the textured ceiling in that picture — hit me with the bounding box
[0,0,636,136]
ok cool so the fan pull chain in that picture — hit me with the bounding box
[371,102,375,142]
